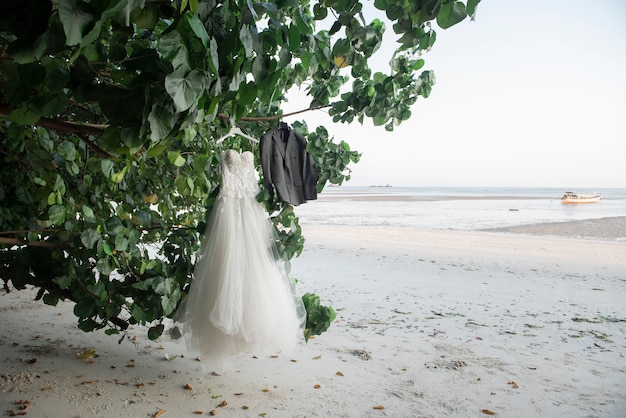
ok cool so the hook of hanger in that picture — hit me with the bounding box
[216,126,258,144]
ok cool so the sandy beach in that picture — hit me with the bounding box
[1,220,625,417]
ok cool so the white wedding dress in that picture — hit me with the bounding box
[175,149,306,363]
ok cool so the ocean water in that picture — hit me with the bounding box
[295,186,626,231]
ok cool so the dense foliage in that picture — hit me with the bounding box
[0,0,479,341]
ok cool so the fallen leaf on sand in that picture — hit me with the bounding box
[193,411,203,415]
[153,409,166,418]
[262,388,270,392]
[373,405,384,410]
[217,400,228,407]
[76,348,96,359]
[313,384,321,389]
[312,354,322,360]
[481,409,496,415]
[336,371,344,376]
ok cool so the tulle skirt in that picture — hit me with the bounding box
[175,194,306,364]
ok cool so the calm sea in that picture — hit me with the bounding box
[295,186,626,231]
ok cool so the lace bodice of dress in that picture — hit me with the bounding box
[219,149,259,198]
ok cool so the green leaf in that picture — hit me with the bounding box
[115,234,129,252]
[167,151,186,167]
[240,25,254,58]
[437,1,468,29]
[78,319,99,332]
[133,209,152,228]
[54,275,74,290]
[288,24,300,52]
[148,324,164,340]
[8,105,40,125]
[82,205,96,221]
[48,204,66,225]
[161,293,179,316]
[43,293,59,306]
[467,0,481,18]
[132,305,146,323]
[57,140,77,161]
[147,143,168,157]
[164,69,205,112]
[185,14,209,49]
[74,300,95,318]
[96,256,116,275]
[148,103,174,143]
[111,165,129,183]
[252,56,269,83]
[58,0,94,46]
[133,278,154,291]
[81,229,102,249]
[102,242,113,256]
[104,216,123,235]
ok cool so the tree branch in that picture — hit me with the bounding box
[217,105,332,122]
[0,104,114,159]
[0,237,62,248]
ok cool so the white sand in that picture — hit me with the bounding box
[1,225,625,417]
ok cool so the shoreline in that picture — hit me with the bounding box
[481,216,626,240]
[301,216,626,241]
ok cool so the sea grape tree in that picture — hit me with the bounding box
[0,0,479,340]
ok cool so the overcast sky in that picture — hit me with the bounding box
[284,0,626,188]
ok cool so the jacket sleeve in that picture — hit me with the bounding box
[295,131,318,202]
[259,129,275,200]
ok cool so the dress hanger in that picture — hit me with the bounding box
[216,126,258,145]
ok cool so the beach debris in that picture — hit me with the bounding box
[373,405,384,410]
[209,410,218,415]
[242,405,249,410]
[425,359,467,370]
[6,399,30,416]
[183,383,192,390]
[347,349,372,360]
[336,371,344,376]
[481,409,496,415]
[507,381,519,389]
[217,400,228,407]
[312,354,322,360]
[392,308,411,315]
[313,384,321,389]
[193,411,203,415]
[152,410,166,418]
[465,320,489,327]
[572,317,604,324]
[164,353,178,361]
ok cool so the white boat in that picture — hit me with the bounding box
[561,191,601,204]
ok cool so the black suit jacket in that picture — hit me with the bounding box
[260,123,318,206]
